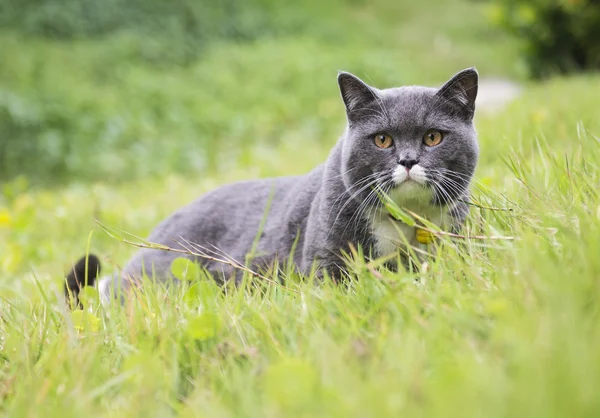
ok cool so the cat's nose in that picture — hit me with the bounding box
[399,158,419,170]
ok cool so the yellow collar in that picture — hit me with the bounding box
[415,227,436,244]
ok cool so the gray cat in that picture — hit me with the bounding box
[65,67,479,304]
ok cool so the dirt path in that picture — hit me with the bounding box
[476,78,522,114]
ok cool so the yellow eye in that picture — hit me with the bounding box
[374,133,393,149]
[423,129,443,147]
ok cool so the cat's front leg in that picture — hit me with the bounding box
[301,245,352,285]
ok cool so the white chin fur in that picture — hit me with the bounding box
[370,164,447,259]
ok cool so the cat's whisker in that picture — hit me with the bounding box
[428,176,457,208]
[434,176,469,203]
[435,169,482,187]
[345,174,393,243]
[348,184,383,241]
[347,195,372,241]
[433,168,495,194]
[327,165,358,182]
[352,180,395,248]
[428,168,477,201]
[431,170,505,209]
[326,172,379,221]
[342,175,392,240]
[326,174,384,240]
[422,176,451,221]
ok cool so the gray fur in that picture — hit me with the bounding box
[101,68,480,295]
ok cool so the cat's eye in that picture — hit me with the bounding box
[423,129,443,147]
[374,133,393,149]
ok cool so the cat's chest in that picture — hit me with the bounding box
[368,188,449,258]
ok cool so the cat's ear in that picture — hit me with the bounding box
[337,71,379,121]
[436,67,478,117]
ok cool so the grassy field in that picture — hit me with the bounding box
[1,0,600,416]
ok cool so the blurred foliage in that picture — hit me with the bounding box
[490,0,600,78]
[0,0,520,185]
[0,0,310,65]
[0,0,338,183]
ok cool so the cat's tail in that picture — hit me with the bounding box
[64,254,101,309]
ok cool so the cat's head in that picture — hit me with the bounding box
[337,68,479,208]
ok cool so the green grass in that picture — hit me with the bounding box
[2,0,600,416]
